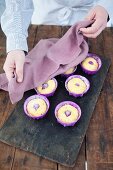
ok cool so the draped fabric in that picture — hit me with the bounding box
[0,20,93,104]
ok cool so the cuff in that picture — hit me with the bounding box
[6,33,28,53]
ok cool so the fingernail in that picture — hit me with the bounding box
[17,78,22,83]
[80,28,83,31]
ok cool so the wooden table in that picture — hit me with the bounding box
[0,25,113,170]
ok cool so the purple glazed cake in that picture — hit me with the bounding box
[35,78,58,97]
[24,94,50,119]
[62,66,77,77]
[65,75,90,97]
[81,53,102,75]
[55,101,81,127]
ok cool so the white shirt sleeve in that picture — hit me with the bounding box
[1,0,34,53]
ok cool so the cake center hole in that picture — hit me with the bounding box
[88,61,94,65]
[42,83,48,89]
[33,104,40,110]
[75,83,80,86]
[65,110,71,117]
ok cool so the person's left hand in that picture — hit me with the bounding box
[80,5,109,38]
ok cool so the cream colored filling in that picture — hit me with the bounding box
[36,79,56,94]
[67,78,87,94]
[81,57,98,71]
[27,98,47,117]
[57,104,79,124]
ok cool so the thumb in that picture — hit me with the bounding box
[15,61,24,83]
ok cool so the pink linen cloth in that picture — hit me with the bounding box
[0,20,93,104]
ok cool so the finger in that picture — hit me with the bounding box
[80,19,103,34]
[82,24,105,38]
[15,61,24,83]
[5,68,15,82]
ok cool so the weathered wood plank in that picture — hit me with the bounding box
[86,28,113,170]
[0,142,15,170]
[58,26,86,170]
[27,25,38,51]
[0,25,37,170]
[58,141,86,170]
[11,25,61,170]
[11,148,57,170]
[0,92,16,170]
[0,55,110,167]
[0,50,16,170]
[34,25,62,44]
[0,26,112,170]
[0,25,6,55]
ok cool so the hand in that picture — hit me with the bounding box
[3,50,25,83]
[80,5,108,38]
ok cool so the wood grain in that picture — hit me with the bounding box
[58,26,85,170]
[0,49,16,170]
[0,25,6,55]
[11,25,62,170]
[86,28,113,170]
[27,25,38,51]
[0,26,112,170]
[11,149,57,170]
[34,25,62,44]
[58,141,86,170]
[0,46,110,167]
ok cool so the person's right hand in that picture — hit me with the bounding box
[3,50,25,83]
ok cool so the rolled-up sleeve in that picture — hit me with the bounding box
[1,0,34,53]
[94,0,113,21]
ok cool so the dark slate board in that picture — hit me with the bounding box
[0,57,111,167]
